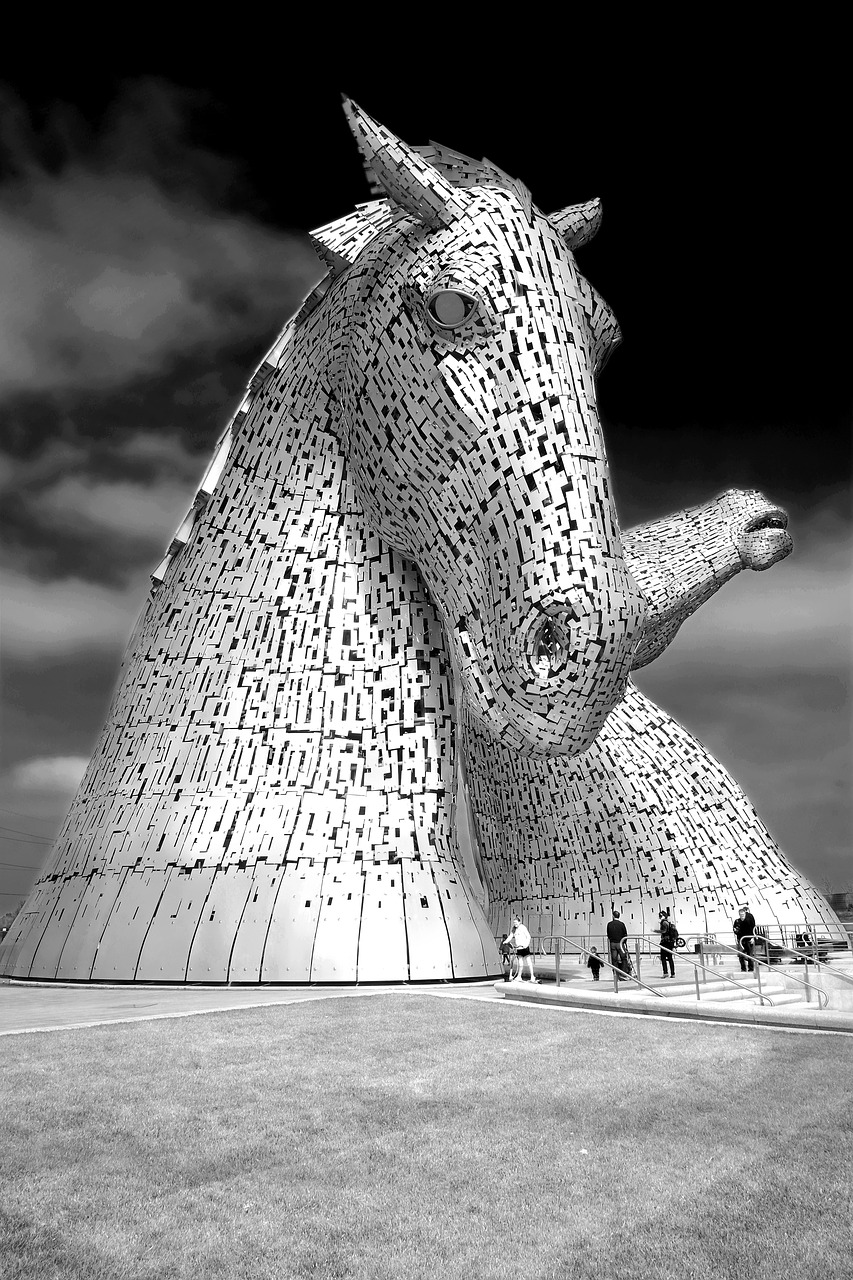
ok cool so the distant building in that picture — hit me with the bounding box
[0,909,20,942]
[829,892,853,921]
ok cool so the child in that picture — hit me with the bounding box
[587,946,602,981]
[499,933,516,982]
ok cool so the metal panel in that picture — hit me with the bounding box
[136,868,218,981]
[356,865,408,982]
[403,860,453,981]
[228,864,286,982]
[435,870,487,979]
[3,884,63,979]
[261,860,324,982]
[186,866,254,983]
[55,871,128,980]
[310,862,364,982]
[467,886,503,973]
[28,876,89,979]
[91,869,173,981]
[0,883,57,978]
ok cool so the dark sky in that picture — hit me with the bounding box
[0,29,849,910]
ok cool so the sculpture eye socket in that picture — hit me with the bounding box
[426,290,478,330]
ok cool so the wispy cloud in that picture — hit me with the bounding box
[9,755,88,792]
[21,461,196,542]
[0,79,321,399]
[0,565,149,659]
[0,429,207,589]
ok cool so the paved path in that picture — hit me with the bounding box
[0,979,504,1036]
[7,957,849,1037]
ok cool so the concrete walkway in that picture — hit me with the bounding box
[0,978,504,1036]
[5,953,852,1038]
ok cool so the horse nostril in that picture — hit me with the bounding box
[745,509,788,534]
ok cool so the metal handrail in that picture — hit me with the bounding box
[532,935,666,999]
[624,934,778,1007]
[616,931,690,953]
[720,938,830,1006]
[785,953,853,987]
[739,935,822,964]
[751,923,852,954]
[714,937,828,1008]
[515,929,845,1009]
[743,936,853,982]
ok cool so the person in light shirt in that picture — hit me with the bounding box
[509,916,538,983]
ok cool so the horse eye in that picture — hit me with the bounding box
[426,290,477,330]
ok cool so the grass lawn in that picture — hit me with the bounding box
[1,994,851,1279]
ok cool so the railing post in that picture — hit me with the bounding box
[755,958,764,1005]
[699,938,706,981]
[635,937,641,982]
[804,962,811,1003]
[555,937,561,988]
[694,966,701,1001]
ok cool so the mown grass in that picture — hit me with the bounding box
[1,994,851,1279]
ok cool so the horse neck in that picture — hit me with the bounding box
[155,311,460,848]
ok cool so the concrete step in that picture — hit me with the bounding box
[661,981,789,1004]
[552,973,817,1008]
[528,956,835,1009]
[699,990,809,1009]
[497,980,853,1032]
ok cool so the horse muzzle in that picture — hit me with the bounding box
[736,509,793,571]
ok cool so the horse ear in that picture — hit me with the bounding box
[342,96,467,230]
[549,198,603,249]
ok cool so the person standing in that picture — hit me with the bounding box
[733,906,756,972]
[658,911,676,977]
[586,947,603,981]
[509,917,538,983]
[606,909,629,979]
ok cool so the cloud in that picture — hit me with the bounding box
[0,565,149,659]
[0,429,204,493]
[26,473,195,542]
[8,755,88,792]
[0,429,208,584]
[0,80,322,400]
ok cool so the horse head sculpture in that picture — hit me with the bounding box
[313,100,645,757]
[5,98,838,991]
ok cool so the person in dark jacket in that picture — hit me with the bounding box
[606,909,630,979]
[586,946,603,980]
[733,906,756,971]
[658,911,677,977]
